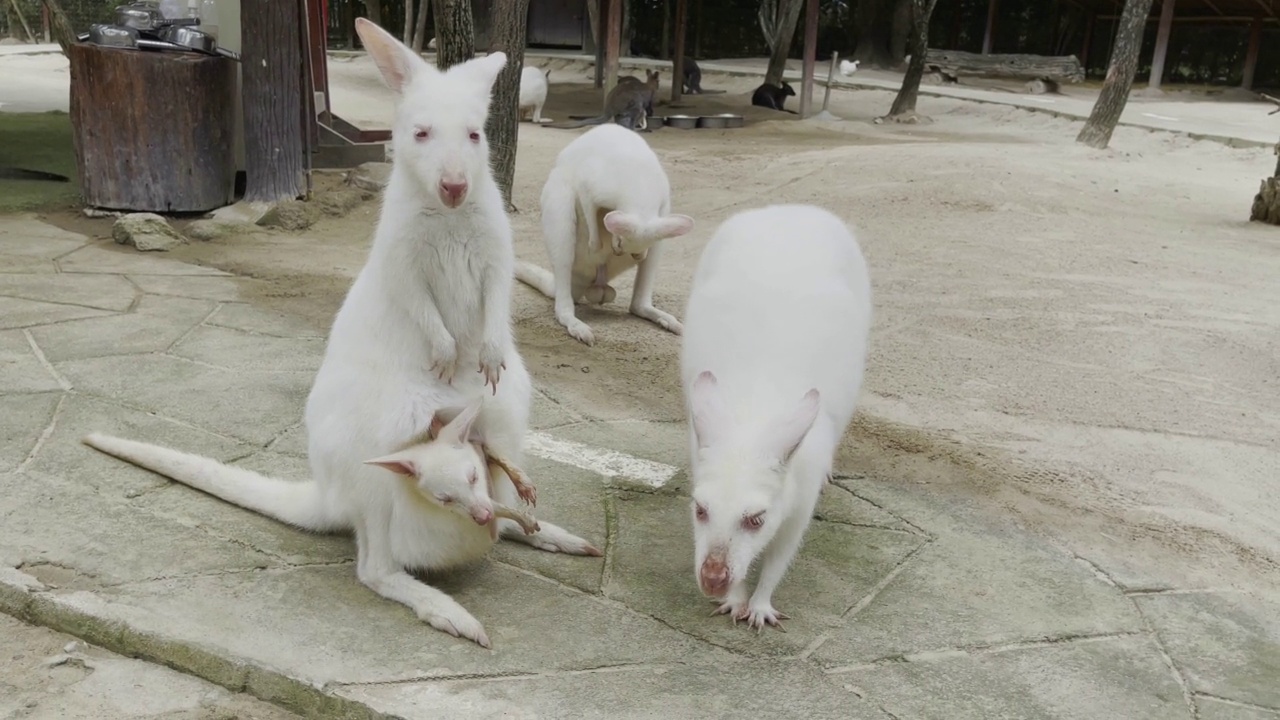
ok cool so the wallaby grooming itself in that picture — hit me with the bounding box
[80,18,600,649]
[518,66,551,123]
[751,81,797,114]
[680,204,872,631]
[514,123,694,346]
[545,71,659,132]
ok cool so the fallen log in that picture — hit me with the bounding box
[924,49,1085,86]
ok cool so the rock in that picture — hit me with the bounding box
[185,218,253,241]
[345,162,392,193]
[256,200,318,231]
[112,213,186,252]
[83,207,124,219]
[210,200,273,225]
[316,188,366,217]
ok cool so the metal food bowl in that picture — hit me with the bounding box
[697,114,744,129]
[664,115,698,129]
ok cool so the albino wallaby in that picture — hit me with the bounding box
[680,204,872,631]
[514,123,694,346]
[80,18,600,650]
[518,66,551,123]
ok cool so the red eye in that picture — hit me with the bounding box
[742,513,765,531]
[469,131,481,142]
[468,470,479,485]
[694,503,707,522]
[414,128,429,141]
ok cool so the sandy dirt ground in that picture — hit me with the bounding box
[33,56,1277,599]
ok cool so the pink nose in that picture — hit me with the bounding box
[439,180,468,207]
[699,556,731,597]
[470,506,493,525]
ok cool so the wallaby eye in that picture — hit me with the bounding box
[694,503,708,522]
[468,469,479,485]
[413,127,430,141]
[468,130,481,143]
[433,493,453,505]
[741,512,765,531]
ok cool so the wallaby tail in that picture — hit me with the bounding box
[513,261,555,299]
[82,432,340,532]
[543,115,608,130]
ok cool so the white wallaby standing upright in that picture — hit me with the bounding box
[679,204,872,631]
[514,123,694,346]
[80,18,600,650]
[518,66,551,123]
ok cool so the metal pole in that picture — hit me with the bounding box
[799,0,817,117]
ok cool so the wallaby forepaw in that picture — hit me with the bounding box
[430,339,459,384]
[742,600,789,633]
[564,320,595,347]
[633,306,683,336]
[477,341,506,394]
[505,520,602,556]
[420,606,490,648]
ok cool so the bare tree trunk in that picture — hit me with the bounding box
[404,0,415,43]
[41,0,76,57]
[1075,0,1155,149]
[432,0,475,70]
[412,0,431,51]
[362,0,382,26]
[485,0,528,211]
[763,0,804,86]
[882,0,938,120]
[854,0,908,68]
[241,0,306,202]
[1250,140,1280,224]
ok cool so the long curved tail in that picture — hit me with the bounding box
[543,115,608,130]
[513,260,555,298]
[82,433,339,532]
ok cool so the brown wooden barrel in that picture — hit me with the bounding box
[69,43,236,213]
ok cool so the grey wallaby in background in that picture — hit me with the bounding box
[545,70,660,132]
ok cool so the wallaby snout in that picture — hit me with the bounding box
[439,178,469,208]
[469,502,494,525]
[699,552,732,597]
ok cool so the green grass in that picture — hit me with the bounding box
[0,110,82,214]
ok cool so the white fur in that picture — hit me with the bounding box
[518,66,550,123]
[839,59,860,77]
[680,204,872,630]
[80,18,599,649]
[514,123,694,346]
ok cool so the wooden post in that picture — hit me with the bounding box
[1147,0,1174,90]
[671,0,687,103]
[982,0,998,54]
[821,50,837,113]
[242,0,306,203]
[1241,17,1262,90]
[799,0,817,117]
[593,0,604,88]
[603,0,622,105]
[1081,12,1095,72]
[40,3,49,43]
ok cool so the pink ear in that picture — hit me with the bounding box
[690,371,730,450]
[354,18,424,94]
[437,400,484,445]
[603,211,640,237]
[653,214,694,239]
[766,389,821,464]
[364,456,417,476]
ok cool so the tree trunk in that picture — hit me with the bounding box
[241,0,306,203]
[763,0,804,86]
[485,0,528,211]
[41,0,76,57]
[412,0,431,51]
[1075,0,1155,149]
[404,0,415,43]
[1251,142,1280,225]
[432,0,475,70]
[854,0,909,68]
[362,0,382,26]
[884,0,938,120]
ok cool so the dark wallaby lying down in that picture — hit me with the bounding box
[751,81,798,114]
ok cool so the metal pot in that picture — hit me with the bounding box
[664,115,698,130]
[115,3,163,31]
[87,23,140,48]
[157,24,217,54]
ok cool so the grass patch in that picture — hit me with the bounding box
[0,110,82,214]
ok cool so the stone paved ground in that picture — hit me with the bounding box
[2,212,1278,719]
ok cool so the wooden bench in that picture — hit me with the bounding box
[923,49,1086,95]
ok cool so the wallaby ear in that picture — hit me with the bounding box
[364,451,418,477]
[544,69,551,80]
[603,210,642,238]
[650,214,694,240]
[355,18,429,94]
[450,51,507,95]
[437,399,484,446]
[690,371,731,450]
[764,389,821,465]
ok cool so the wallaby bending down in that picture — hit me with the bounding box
[681,204,872,631]
[514,123,694,347]
[80,18,600,650]
[518,66,551,123]
[545,70,659,132]
[751,81,797,114]
[679,59,725,95]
